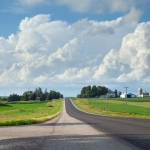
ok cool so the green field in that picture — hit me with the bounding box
[72,98,150,119]
[0,99,63,126]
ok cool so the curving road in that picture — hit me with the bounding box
[66,98,150,150]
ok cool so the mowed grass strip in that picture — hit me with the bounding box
[72,98,150,119]
[0,99,63,126]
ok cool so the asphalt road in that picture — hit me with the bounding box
[66,98,150,150]
[42,99,138,150]
[0,99,149,150]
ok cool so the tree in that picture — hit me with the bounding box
[114,89,118,98]
[40,93,45,101]
[91,85,97,97]
[46,93,52,100]
[56,92,60,99]
[60,94,63,98]
[44,88,48,99]
[34,87,43,97]
[97,86,103,96]
[21,91,32,101]
[81,87,86,95]
[45,89,63,100]
[4,87,63,102]
[21,93,29,101]
[77,85,110,98]
[86,85,92,98]
[103,86,108,95]
[8,94,21,101]
[30,93,36,100]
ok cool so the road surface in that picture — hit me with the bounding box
[65,98,150,150]
[0,98,149,149]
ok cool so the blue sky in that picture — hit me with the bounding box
[0,0,150,96]
[1,0,150,38]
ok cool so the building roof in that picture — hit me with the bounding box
[121,93,136,96]
[128,93,136,95]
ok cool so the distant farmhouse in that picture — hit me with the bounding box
[120,88,150,98]
[100,91,122,98]
[100,92,115,98]
[120,93,136,98]
[137,88,149,97]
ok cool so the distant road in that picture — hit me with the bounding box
[66,98,150,150]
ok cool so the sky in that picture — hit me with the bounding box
[0,0,150,97]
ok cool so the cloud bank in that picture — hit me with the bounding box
[17,0,142,14]
[57,0,138,13]
[0,9,149,93]
[93,21,150,83]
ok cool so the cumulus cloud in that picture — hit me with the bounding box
[46,38,78,64]
[55,67,92,82]
[0,11,146,89]
[93,21,150,84]
[120,7,143,25]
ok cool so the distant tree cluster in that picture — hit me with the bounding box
[77,85,108,98]
[8,94,21,102]
[7,87,63,102]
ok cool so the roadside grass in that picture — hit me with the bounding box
[0,99,63,126]
[72,98,150,119]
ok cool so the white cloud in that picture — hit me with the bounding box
[0,11,148,93]
[54,67,93,82]
[93,21,150,84]
[17,0,47,6]
[46,38,78,64]
[15,0,145,15]
[33,75,48,84]
[57,0,138,13]
[120,7,143,25]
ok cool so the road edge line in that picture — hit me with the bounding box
[69,98,105,117]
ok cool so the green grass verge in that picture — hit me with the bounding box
[0,99,63,126]
[72,98,150,119]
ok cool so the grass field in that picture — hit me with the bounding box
[72,98,150,119]
[0,99,63,126]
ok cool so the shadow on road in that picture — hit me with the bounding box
[1,134,147,150]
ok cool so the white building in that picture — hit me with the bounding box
[137,88,149,97]
[120,93,136,98]
[138,92,149,97]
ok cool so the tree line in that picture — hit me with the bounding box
[77,85,109,98]
[7,87,63,102]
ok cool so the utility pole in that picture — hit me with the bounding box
[124,87,129,113]
[28,87,30,100]
[106,93,108,110]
